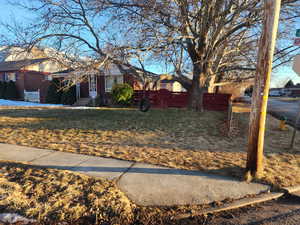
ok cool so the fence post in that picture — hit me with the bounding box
[227,100,233,134]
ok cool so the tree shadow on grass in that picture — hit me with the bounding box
[0,107,227,130]
[0,107,233,151]
[0,107,299,158]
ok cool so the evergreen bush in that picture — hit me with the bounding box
[0,81,6,99]
[45,78,62,104]
[61,85,77,105]
[111,83,133,106]
[4,81,18,100]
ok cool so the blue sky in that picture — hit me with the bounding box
[0,1,32,22]
[0,0,299,87]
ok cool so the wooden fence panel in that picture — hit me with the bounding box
[203,93,231,111]
[133,90,231,111]
[168,92,189,108]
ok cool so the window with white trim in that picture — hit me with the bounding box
[47,75,53,81]
[4,72,16,82]
[105,75,123,92]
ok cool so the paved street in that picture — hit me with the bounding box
[197,194,300,225]
[268,99,300,129]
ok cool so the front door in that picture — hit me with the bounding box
[89,74,97,98]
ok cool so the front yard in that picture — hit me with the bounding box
[0,161,134,224]
[0,161,215,224]
[0,106,299,188]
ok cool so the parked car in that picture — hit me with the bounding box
[269,90,282,97]
[281,89,292,97]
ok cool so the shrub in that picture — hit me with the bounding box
[45,78,62,104]
[111,83,133,106]
[0,81,6,99]
[4,81,18,100]
[61,85,77,105]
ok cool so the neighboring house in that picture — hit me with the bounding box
[269,80,300,97]
[158,79,185,92]
[0,58,63,102]
[0,46,44,61]
[0,47,137,103]
[0,46,67,103]
[52,63,162,103]
[0,57,161,104]
[282,80,300,97]
[51,64,138,102]
[142,74,186,92]
[1,46,187,104]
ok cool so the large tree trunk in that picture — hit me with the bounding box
[208,75,217,93]
[188,66,207,111]
[189,83,203,111]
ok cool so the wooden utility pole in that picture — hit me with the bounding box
[246,0,281,180]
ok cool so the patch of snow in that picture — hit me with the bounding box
[0,99,63,107]
[67,106,96,109]
[0,213,36,224]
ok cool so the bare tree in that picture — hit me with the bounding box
[0,0,158,86]
[100,0,300,110]
[1,0,300,111]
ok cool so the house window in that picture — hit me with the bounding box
[47,75,53,81]
[105,75,123,92]
[4,72,16,82]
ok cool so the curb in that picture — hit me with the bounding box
[175,192,284,220]
[282,185,300,194]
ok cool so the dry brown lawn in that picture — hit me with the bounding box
[0,161,223,224]
[0,106,299,188]
[0,161,134,224]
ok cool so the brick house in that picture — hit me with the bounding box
[0,61,139,104]
[158,79,185,92]
[0,58,62,102]
[0,58,163,104]
[51,64,161,105]
[0,46,183,104]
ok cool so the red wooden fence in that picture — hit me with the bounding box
[133,90,231,111]
[203,93,231,111]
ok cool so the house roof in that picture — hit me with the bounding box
[52,68,74,74]
[125,65,159,77]
[52,63,160,79]
[160,79,175,84]
[0,58,48,72]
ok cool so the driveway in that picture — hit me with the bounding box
[268,99,300,129]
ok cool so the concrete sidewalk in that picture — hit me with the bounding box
[0,143,270,206]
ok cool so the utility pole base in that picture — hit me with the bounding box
[244,169,264,182]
